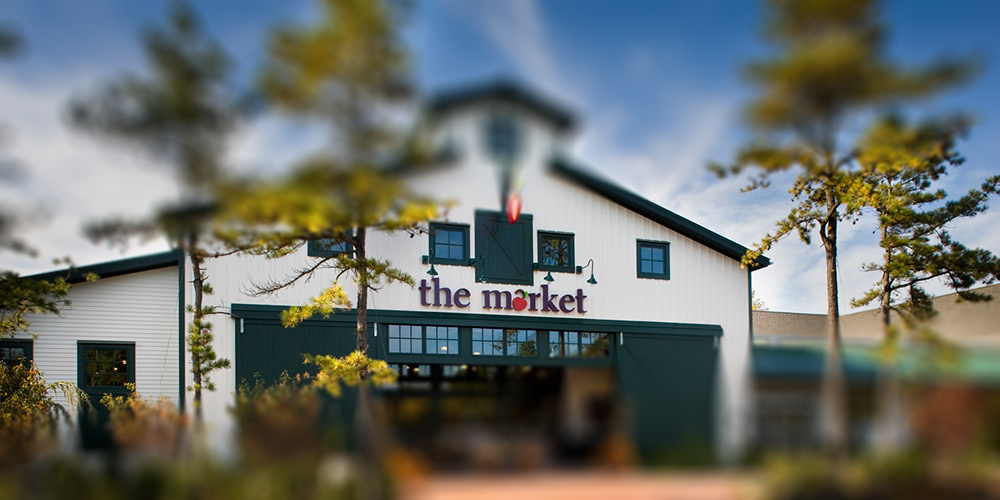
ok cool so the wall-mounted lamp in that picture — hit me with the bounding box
[543,270,555,282]
[422,255,438,275]
[576,259,598,285]
[476,255,488,283]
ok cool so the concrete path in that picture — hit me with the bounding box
[401,471,760,500]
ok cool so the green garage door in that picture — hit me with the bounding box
[236,316,360,387]
[616,333,718,462]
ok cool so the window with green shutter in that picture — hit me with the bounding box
[474,210,533,285]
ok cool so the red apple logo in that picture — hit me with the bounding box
[512,289,527,311]
[506,192,522,225]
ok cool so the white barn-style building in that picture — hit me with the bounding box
[9,81,770,463]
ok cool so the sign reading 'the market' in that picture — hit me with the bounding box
[418,277,588,314]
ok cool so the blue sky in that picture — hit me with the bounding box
[2,0,999,314]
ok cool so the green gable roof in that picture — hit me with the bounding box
[425,79,576,134]
[552,158,771,269]
[24,249,182,284]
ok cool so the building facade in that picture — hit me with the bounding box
[10,81,768,463]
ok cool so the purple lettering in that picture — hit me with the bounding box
[575,289,587,314]
[432,277,452,307]
[559,294,575,313]
[419,279,431,306]
[454,288,471,308]
[541,285,558,312]
[529,292,540,311]
[482,290,513,310]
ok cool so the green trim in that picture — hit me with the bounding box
[551,158,771,269]
[636,239,670,280]
[177,252,186,412]
[230,304,723,338]
[77,341,136,394]
[428,222,471,266]
[426,79,576,133]
[25,249,183,284]
[536,230,575,273]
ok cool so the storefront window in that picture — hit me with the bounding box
[388,325,458,355]
[549,331,610,358]
[388,325,423,354]
[425,326,459,355]
[472,328,537,357]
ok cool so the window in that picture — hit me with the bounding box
[78,342,135,390]
[471,328,537,357]
[429,223,470,265]
[308,234,354,258]
[82,346,132,387]
[636,240,670,280]
[425,326,459,355]
[388,325,423,354]
[0,340,32,367]
[537,231,575,272]
[549,331,611,358]
[387,324,458,356]
[483,111,523,165]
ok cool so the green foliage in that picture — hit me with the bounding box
[100,384,188,457]
[0,273,70,338]
[68,1,239,191]
[305,350,396,397]
[713,0,979,456]
[260,0,411,158]
[761,452,1000,500]
[0,457,385,500]
[223,0,438,353]
[851,114,1000,335]
[67,2,238,422]
[231,372,326,462]
[186,311,230,394]
[0,362,84,463]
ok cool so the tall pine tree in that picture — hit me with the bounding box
[68,1,239,424]
[711,0,977,456]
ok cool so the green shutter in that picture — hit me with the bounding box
[474,210,533,285]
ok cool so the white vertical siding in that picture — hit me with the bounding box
[18,267,180,409]
[197,101,755,457]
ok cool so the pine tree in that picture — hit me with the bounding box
[0,26,73,338]
[221,0,437,359]
[68,1,238,424]
[853,115,1000,342]
[711,0,977,456]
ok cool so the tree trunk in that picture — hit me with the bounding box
[820,201,848,459]
[355,227,369,355]
[188,232,204,425]
[874,225,905,452]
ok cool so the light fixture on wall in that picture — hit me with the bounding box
[577,259,598,285]
[476,255,488,283]
[543,270,555,282]
[422,255,438,276]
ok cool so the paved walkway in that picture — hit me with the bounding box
[400,471,760,500]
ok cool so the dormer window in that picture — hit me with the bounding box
[483,111,523,165]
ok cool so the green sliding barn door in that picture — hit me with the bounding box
[616,333,718,463]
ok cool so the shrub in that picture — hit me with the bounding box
[100,384,188,458]
[0,362,78,463]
